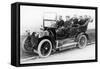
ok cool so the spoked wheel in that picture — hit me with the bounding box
[77,35,87,49]
[38,39,52,58]
[22,36,33,52]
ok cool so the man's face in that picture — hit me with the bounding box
[72,15,77,19]
[84,15,88,19]
[79,16,83,20]
[66,16,70,21]
[59,16,62,20]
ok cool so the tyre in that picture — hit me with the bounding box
[37,39,52,58]
[22,36,33,52]
[77,34,87,49]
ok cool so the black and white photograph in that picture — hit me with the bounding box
[20,4,96,64]
[11,2,97,66]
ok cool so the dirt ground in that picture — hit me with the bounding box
[20,43,95,64]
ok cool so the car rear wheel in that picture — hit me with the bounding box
[37,39,52,58]
[77,35,87,49]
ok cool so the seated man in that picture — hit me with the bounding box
[64,16,71,28]
[56,16,72,37]
[78,16,85,25]
[56,16,64,28]
[78,16,89,32]
[70,15,79,27]
[79,15,92,32]
[84,15,89,23]
[83,15,92,25]
[67,15,80,37]
[56,16,65,37]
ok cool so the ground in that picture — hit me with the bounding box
[20,43,95,64]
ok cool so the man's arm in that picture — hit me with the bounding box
[82,18,90,26]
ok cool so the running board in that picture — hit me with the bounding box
[57,42,77,48]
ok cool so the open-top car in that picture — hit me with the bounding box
[22,13,93,58]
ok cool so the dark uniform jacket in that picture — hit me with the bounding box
[56,20,64,28]
[78,19,85,25]
[64,20,71,28]
[70,18,78,24]
[73,18,78,24]
[78,19,89,32]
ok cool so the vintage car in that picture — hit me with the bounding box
[22,13,93,58]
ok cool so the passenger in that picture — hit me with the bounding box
[70,15,78,25]
[69,15,79,37]
[64,16,71,28]
[88,16,93,23]
[83,15,89,23]
[70,15,79,27]
[56,16,64,28]
[78,16,85,25]
[56,16,65,36]
[84,15,93,23]
[78,16,89,32]
[83,15,93,26]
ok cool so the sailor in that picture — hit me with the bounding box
[70,15,78,25]
[56,16,65,36]
[64,16,71,28]
[56,16,64,28]
[77,16,85,25]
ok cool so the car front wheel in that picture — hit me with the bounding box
[37,39,52,58]
[22,36,33,52]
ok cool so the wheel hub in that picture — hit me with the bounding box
[41,42,51,56]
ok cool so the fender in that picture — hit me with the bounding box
[75,32,89,42]
[32,30,56,50]
[38,36,56,50]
